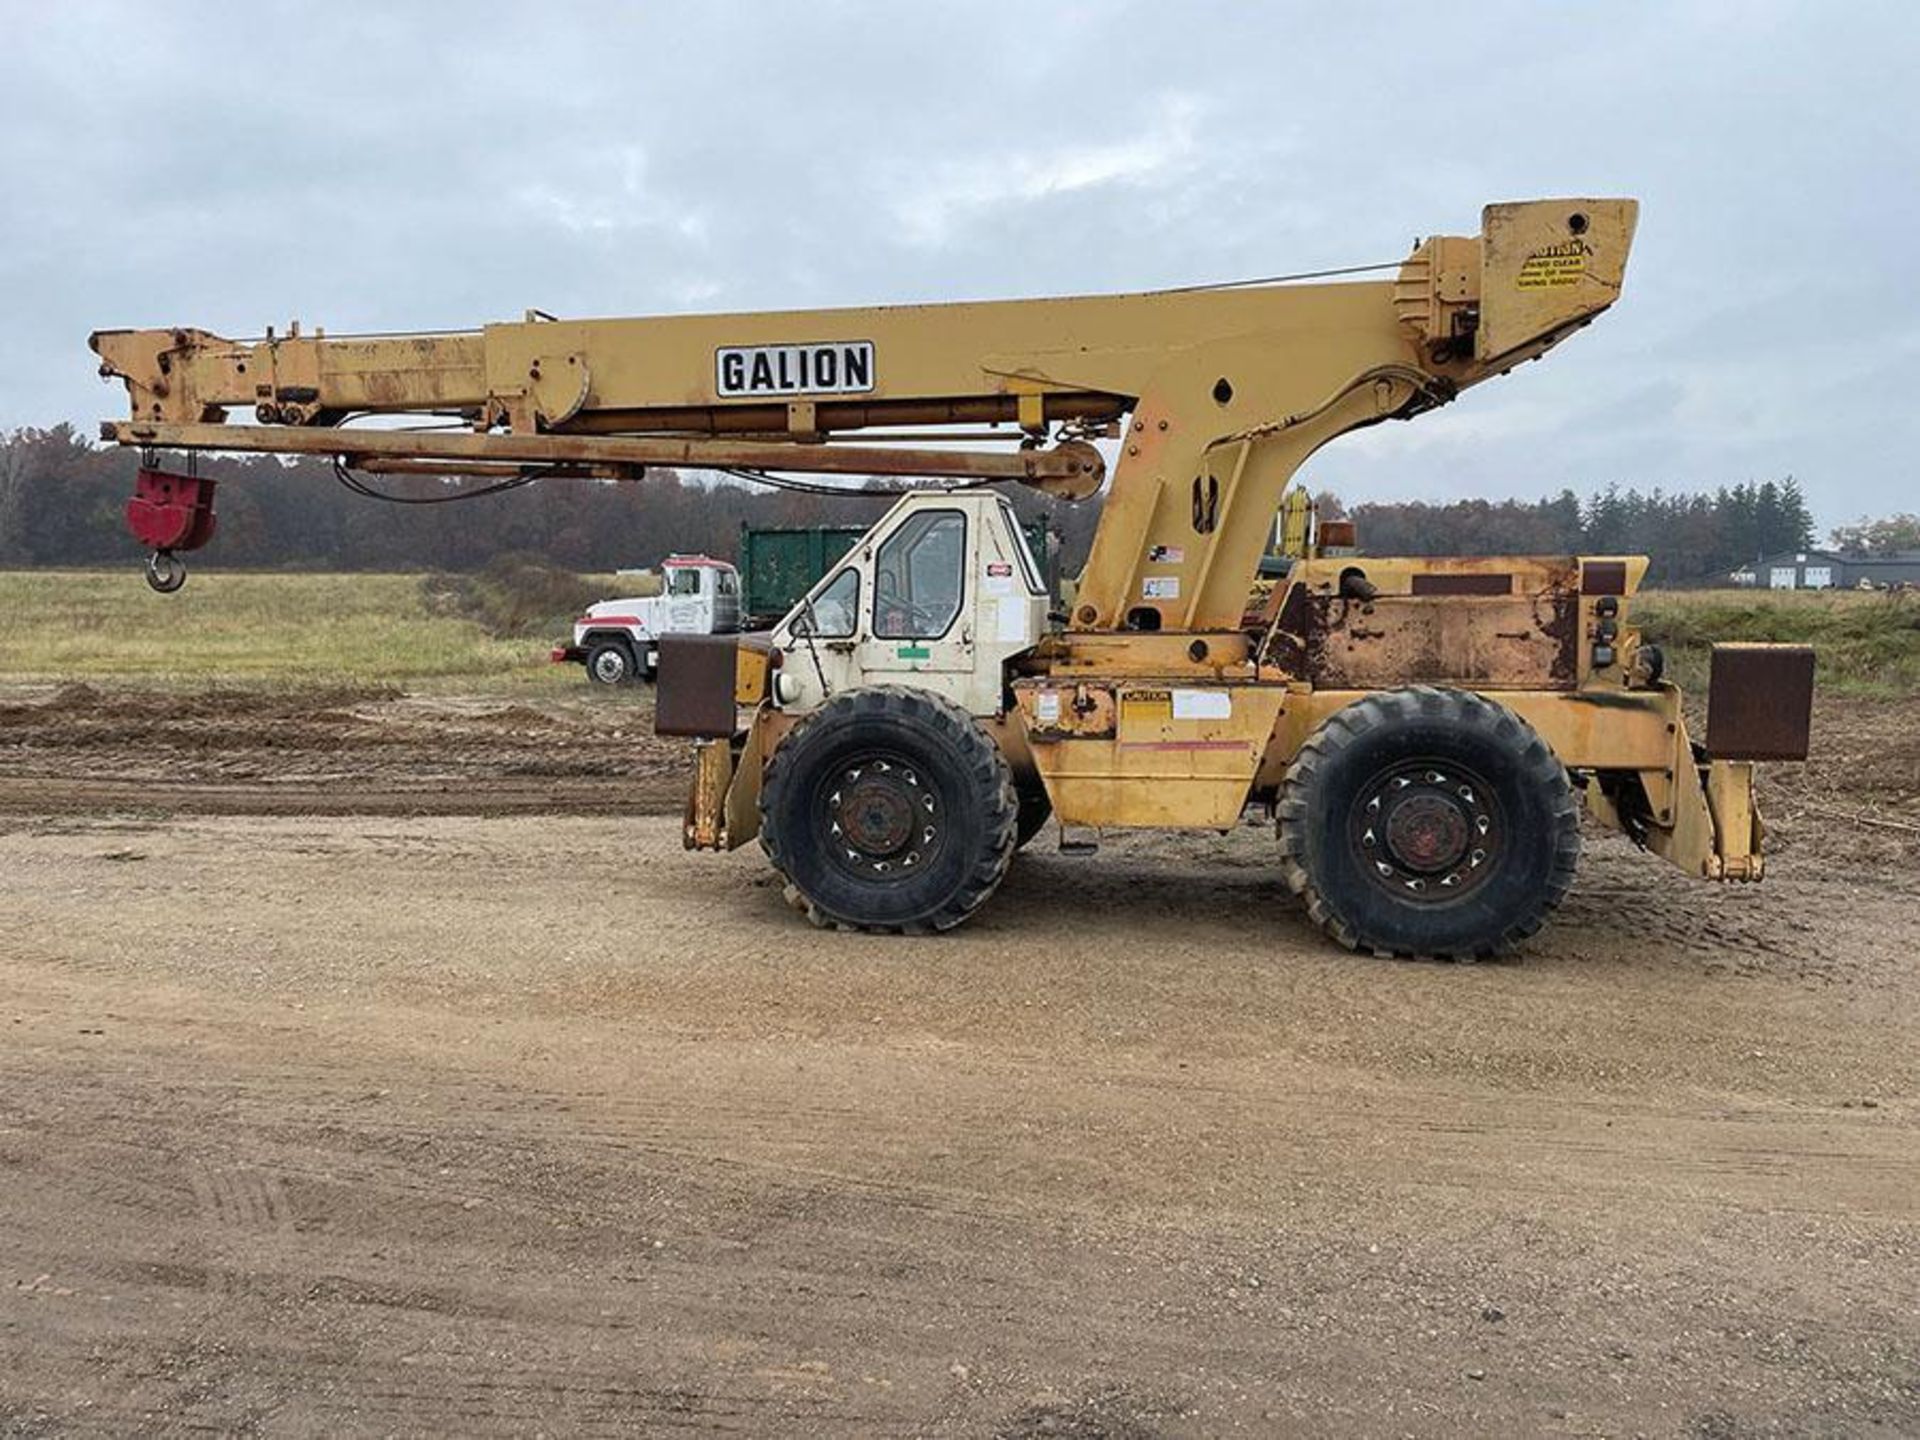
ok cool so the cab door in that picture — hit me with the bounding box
[713,567,742,632]
[664,565,706,631]
[865,506,974,676]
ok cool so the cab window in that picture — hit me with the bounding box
[667,567,702,597]
[874,510,966,639]
[998,498,1046,592]
[716,570,737,597]
[805,567,860,638]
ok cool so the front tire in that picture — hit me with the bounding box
[585,638,636,686]
[760,686,1018,933]
[1278,686,1580,959]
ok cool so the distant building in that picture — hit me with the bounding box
[1730,549,1920,589]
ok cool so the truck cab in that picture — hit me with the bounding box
[555,554,741,685]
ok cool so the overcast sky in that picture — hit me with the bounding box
[3,2,1914,528]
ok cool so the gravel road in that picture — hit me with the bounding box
[3,786,1916,1434]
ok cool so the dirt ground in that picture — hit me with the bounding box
[0,683,689,819]
[1,685,1917,1435]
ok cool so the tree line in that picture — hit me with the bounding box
[0,425,1886,588]
[1340,479,1821,585]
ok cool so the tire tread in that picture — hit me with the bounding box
[760,685,1017,934]
[1277,685,1579,961]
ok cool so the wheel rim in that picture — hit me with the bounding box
[1348,759,1501,902]
[817,751,943,881]
[592,650,626,683]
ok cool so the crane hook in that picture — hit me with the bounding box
[145,550,187,594]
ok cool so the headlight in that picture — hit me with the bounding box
[773,671,803,705]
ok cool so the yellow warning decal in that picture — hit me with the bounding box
[1121,688,1173,724]
[1517,239,1592,290]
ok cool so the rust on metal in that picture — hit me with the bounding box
[683,740,734,851]
[1259,581,1315,676]
[1299,594,1578,690]
[1013,682,1118,742]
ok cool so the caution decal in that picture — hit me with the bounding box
[1516,238,1592,290]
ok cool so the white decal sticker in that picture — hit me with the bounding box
[983,572,1015,598]
[1171,689,1231,720]
[1148,544,1184,563]
[715,341,875,397]
[996,597,1027,642]
[1034,690,1061,723]
[1142,576,1180,600]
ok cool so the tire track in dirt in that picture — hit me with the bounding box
[187,1164,294,1235]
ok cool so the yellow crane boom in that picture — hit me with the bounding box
[95,199,1631,631]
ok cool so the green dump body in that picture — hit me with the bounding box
[738,526,868,628]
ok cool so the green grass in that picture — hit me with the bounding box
[1636,588,1920,696]
[0,570,582,691]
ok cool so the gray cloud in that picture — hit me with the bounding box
[2,0,1912,526]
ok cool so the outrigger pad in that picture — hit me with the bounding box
[656,635,741,739]
[126,468,218,553]
[1706,643,1816,761]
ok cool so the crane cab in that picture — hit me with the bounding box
[766,491,1049,716]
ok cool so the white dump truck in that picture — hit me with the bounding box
[551,554,741,685]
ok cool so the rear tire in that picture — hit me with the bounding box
[585,638,636,686]
[1277,686,1579,959]
[760,686,1017,933]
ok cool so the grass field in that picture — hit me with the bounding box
[0,570,582,691]
[1635,587,1920,695]
[1,569,1914,696]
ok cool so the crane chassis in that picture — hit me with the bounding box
[89,197,1814,957]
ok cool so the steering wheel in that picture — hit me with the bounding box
[875,570,953,637]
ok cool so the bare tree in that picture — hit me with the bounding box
[0,430,31,563]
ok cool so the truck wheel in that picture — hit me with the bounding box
[1278,686,1580,960]
[1013,779,1053,850]
[585,638,635,686]
[760,686,1018,933]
